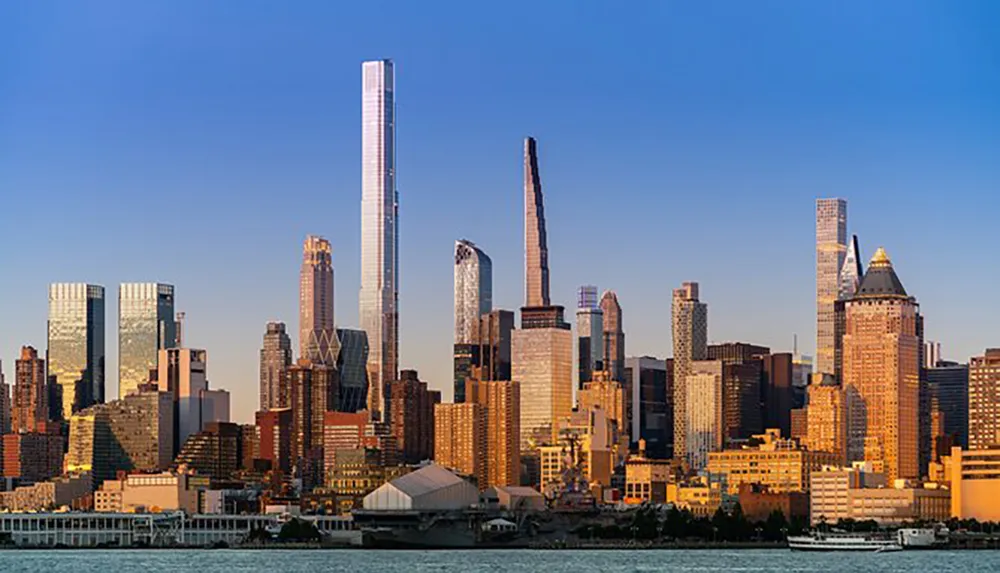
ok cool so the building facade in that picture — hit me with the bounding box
[805,381,848,464]
[336,328,369,413]
[47,283,105,419]
[624,356,671,459]
[685,360,724,471]
[672,282,707,460]
[434,403,487,489]
[513,327,572,450]
[576,285,603,387]
[707,429,839,495]
[465,379,521,488]
[119,283,175,399]
[599,290,625,384]
[360,58,398,422]
[969,350,1000,450]
[300,235,337,366]
[454,309,513,403]
[387,370,439,464]
[259,322,292,411]
[815,198,847,376]
[454,239,492,345]
[927,361,968,450]
[157,348,209,454]
[13,346,48,433]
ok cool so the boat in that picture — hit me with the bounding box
[788,532,903,552]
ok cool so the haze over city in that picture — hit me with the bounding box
[2,1,999,423]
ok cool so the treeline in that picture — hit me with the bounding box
[576,505,808,542]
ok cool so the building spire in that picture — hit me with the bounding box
[524,136,550,307]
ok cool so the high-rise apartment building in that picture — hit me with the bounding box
[454,309,513,403]
[255,408,293,473]
[576,286,603,387]
[0,363,8,436]
[300,235,338,365]
[434,403,487,488]
[600,290,625,382]
[322,410,398,476]
[2,430,64,485]
[816,198,847,376]
[672,282,707,460]
[336,328,370,413]
[119,283,175,399]
[360,59,398,421]
[523,136,549,308]
[685,360,724,471]
[842,247,920,481]
[47,283,105,419]
[173,422,245,480]
[454,239,492,344]
[259,322,293,411]
[926,361,969,449]
[387,370,439,464]
[287,359,338,485]
[624,356,671,459]
[13,347,48,434]
[760,353,794,439]
[805,381,848,464]
[969,350,1000,450]
[465,379,521,488]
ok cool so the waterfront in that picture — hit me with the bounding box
[2,549,1000,572]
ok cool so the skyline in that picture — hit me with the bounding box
[3,2,1000,423]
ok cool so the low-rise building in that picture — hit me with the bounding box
[667,475,729,517]
[624,441,676,505]
[737,483,809,522]
[2,431,64,485]
[947,446,1000,521]
[847,483,950,525]
[707,429,839,495]
[94,472,210,514]
[0,473,92,511]
[810,462,886,525]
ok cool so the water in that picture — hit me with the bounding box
[1,549,998,572]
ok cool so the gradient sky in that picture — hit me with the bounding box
[2,1,999,423]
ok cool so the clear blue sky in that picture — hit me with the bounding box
[2,1,998,422]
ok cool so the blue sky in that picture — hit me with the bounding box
[1,1,998,422]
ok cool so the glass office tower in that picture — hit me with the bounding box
[119,283,176,399]
[48,283,106,419]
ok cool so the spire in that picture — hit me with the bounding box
[839,234,863,299]
[870,246,891,268]
[856,246,907,298]
[524,136,550,307]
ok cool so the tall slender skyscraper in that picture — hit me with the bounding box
[600,290,625,382]
[672,282,707,461]
[360,58,398,420]
[13,347,47,434]
[48,283,106,419]
[576,285,603,387]
[454,239,493,344]
[300,235,338,365]
[259,322,293,411]
[816,198,847,375]
[842,247,920,481]
[523,136,549,308]
[119,283,175,399]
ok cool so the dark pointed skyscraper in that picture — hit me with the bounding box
[524,137,550,309]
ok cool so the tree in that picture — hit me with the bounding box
[278,518,321,541]
[762,510,788,542]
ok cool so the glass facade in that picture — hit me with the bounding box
[47,283,106,420]
[360,59,397,420]
[300,236,337,365]
[625,356,671,459]
[512,327,572,450]
[454,239,492,344]
[118,283,176,400]
[815,198,847,375]
[336,328,369,413]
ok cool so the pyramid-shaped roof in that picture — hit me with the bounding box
[856,247,907,298]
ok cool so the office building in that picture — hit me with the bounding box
[13,347,47,434]
[685,360,724,471]
[672,282,707,460]
[173,422,245,480]
[809,462,887,524]
[47,283,105,419]
[288,360,338,485]
[600,290,625,383]
[335,328,369,413]
[948,446,1000,521]
[815,198,847,375]
[0,363,8,436]
[465,379,521,488]
[707,429,839,495]
[924,341,942,370]
[95,472,209,514]
[157,348,208,454]
[454,239,492,345]
[119,283,175,399]
[707,342,769,365]
[300,235,338,366]
[847,484,950,525]
[66,390,174,484]
[578,372,626,440]
[760,353,794,439]
[434,403,487,489]
[360,58,398,421]
[387,370,439,464]
[455,309,513,403]
[926,361,969,449]
[805,381,848,464]
[322,411,398,476]
[2,431,64,485]
[969,349,1000,450]
[624,357,671,459]
[842,247,920,481]
[255,408,292,473]
[259,322,293,411]
[576,285,603,387]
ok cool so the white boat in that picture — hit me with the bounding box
[788,532,903,552]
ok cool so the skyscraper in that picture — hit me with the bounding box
[454,239,493,344]
[387,370,439,464]
[259,322,293,411]
[576,285,603,386]
[300,235,338,365]
[842,247,920,481]
[624,356,671,459]
[157,348,208,455]
[466,379,521,488]
[48,283,106,419]
[287,359,338,487]
[600,290,625,382]
[969,350,1000,450]
[360,58,398,421]
[119,282,176,399]
[434,403,487,489]
[454,309,514,403]
[0,361,9,436]
[336,328,370,413]
[13,347,47,434]
[672,282,707,460]
[685,360,724,471]
[513,136,572,450]
[816,198,847,375]
[839,234,863,299]
[926,361,968,449]
[805,380,848,465]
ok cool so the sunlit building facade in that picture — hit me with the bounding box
[513,327,572,450]
[13,346,48,434]
[684,360,723,471]
[259,322,293,411]
[576,286,603,387]
[300,235,338,365]
[47,283,106,419]
[434,403,487,488]
[625,356,671,459]
[969,349,1000,450]
[815,198,847,375]
[672,282,707,460]
[360,59,398,421]
[465,379,521,488]
[600,290,625,383]
[454,239,492,344]
[119,283,175,399]
[805,381,848,465]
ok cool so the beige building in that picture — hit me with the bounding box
[624,442,676,505]
[810,462,886,525]
[947,446,1000,521]
[95,472,210,514]
[0,473,92,512]
[847,483,950,525]
[434,403,487,489]
[539,408,615,495]
[667,476,727,517]
[707,429,839,495]
[969,350,1000,450]
[815,198,847,376]
[685,360,724,471]
[805,382,848,465]
[465,379,520,488]
[671,282,708,460]
[578,373,626,440]
[842,247,920,482]
[512,327,572,449]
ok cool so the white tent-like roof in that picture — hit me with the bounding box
[363,464,479,511]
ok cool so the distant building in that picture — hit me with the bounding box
[760,353,794,439]
[600,291,625,383]
[288,360,338,487]
[454,309,513,403]
[388,370,439,464]
[255,408,292,473]
[327,448,410,515]
[336,328,370,413]
[2,431,64,485]
[299,235,338,366]
[13,346,47,433]
[465,379,521,488]
[454,239,493,346]
[513,326,571,449]
[624,356,671,459]
[672,282,707,461]
[685,360,724,471]
[806,381,848,465]
[434,403,487,489]
[0,362,9,436]
[926,361,968,449]
[576,286,603,387]
[47,283,105,419]
[810,462,887,525]
[707,429,839,495]
[847,484,949,525]
[259,322,293,411]
[119,283,176,399]
[969,350,1000,451]
[95,472,209,514]
[173,422,245,480]
[157,348,213,454]
[0,473,91,512]
[790,408,808,442]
